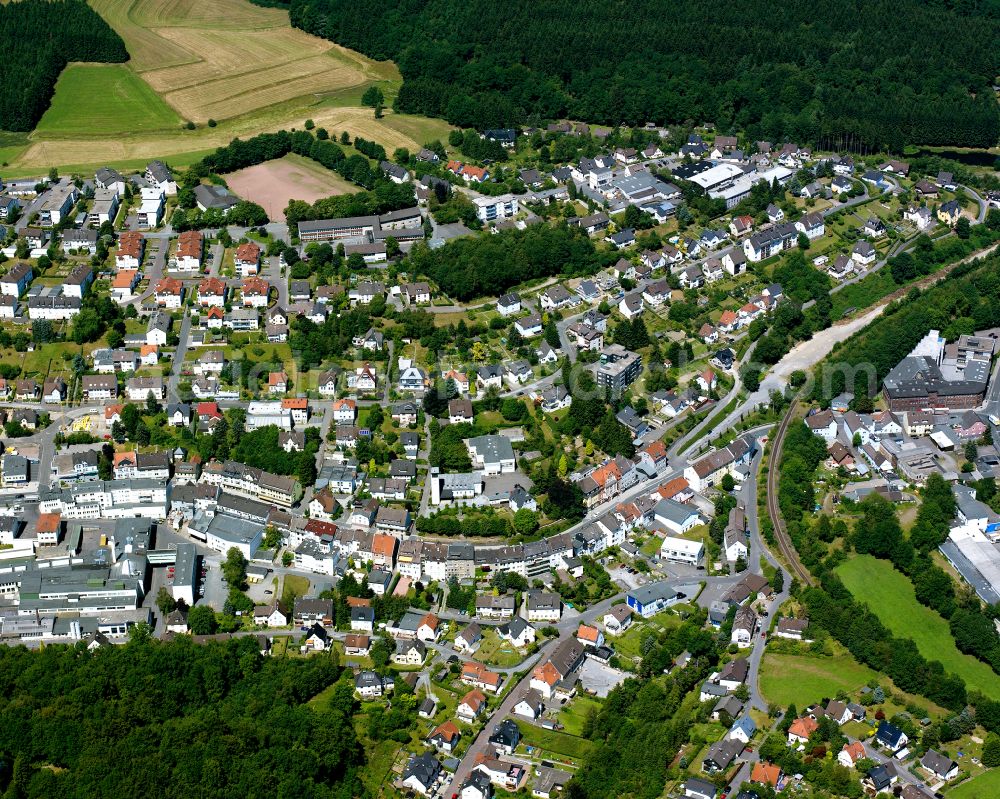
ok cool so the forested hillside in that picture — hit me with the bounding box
[0,637,366,798]
[0,0,128,131]
[280,0,1000,150]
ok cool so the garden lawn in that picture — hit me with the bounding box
[558,695,602,736]
[281,574,311,609]
[759,652,879,708]
[520,726,595,762]
[836,555,1000,696]
[640,535,662,558]
[475,628,524,668]
[948,767,1000,799]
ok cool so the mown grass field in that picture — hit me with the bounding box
[36,64,181,136]
[520,725,596,762]
[836,555,1000,696]
[949,767,1000,799]
[473,628,524,668]
[759,652,879,708]
[558,695,602,736]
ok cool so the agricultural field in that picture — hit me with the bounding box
[35,64,181,136]
[836,555,1000,696]
[225,154,358,221]
[0,0,454,177]
[759,652,879,708]
[87,0,393,123]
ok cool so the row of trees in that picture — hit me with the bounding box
[568,608,720,798]
[803,571,994,717]
[777,412,1000,719]
[851,481,1000,676]
[287,0,1000,149]
[189,129,416,226]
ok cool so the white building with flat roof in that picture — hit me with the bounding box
[659,535,704,565]
[474,194,519,223]
[245,401,292,431]
[688,163,744,192]
[172,543,198,606]
[188,510,264,560]
[136,188,164,229]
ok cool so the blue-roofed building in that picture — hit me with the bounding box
[727,715,757,744]
[626,581,681,617]
[875,720,908,754]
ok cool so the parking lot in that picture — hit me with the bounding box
[578,657,628,697]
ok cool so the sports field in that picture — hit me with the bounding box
[759,652,878,708]
[225,154,356,221]
[836,555,1000,696]
[35,64,180,136]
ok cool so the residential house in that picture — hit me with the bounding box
[938,199,962,226]
[838,742,866,769]
[174,230,203,272]
[731,606,757,648]
[787,715,819,747]
[234,242,261,276]
[497,293,521,316]
[852,241,876,266]
[702,739,742,773]
[920,750,958,782]
[457,689,487,723]
[875,721,908,755]
[427,719,462,752]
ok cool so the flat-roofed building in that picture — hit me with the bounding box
[172,543,198,606]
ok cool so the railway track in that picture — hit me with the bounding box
[765,398,814,586]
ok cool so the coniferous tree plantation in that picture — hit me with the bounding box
[0,638,366,798]
[0,0,128,131]
[279,0,1000,150]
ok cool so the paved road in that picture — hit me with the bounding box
[446,592,624,790]
[130,239,166,307]
[964,185,988,224]
[166,313,192,403]
[207,243,224,277]
[262,255,287,309]
[670,340,756,463]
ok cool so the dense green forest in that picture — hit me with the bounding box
[0,0,128,131]
[405,223,604,300]
[277,0,1000,150]
[0,637,366,798]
